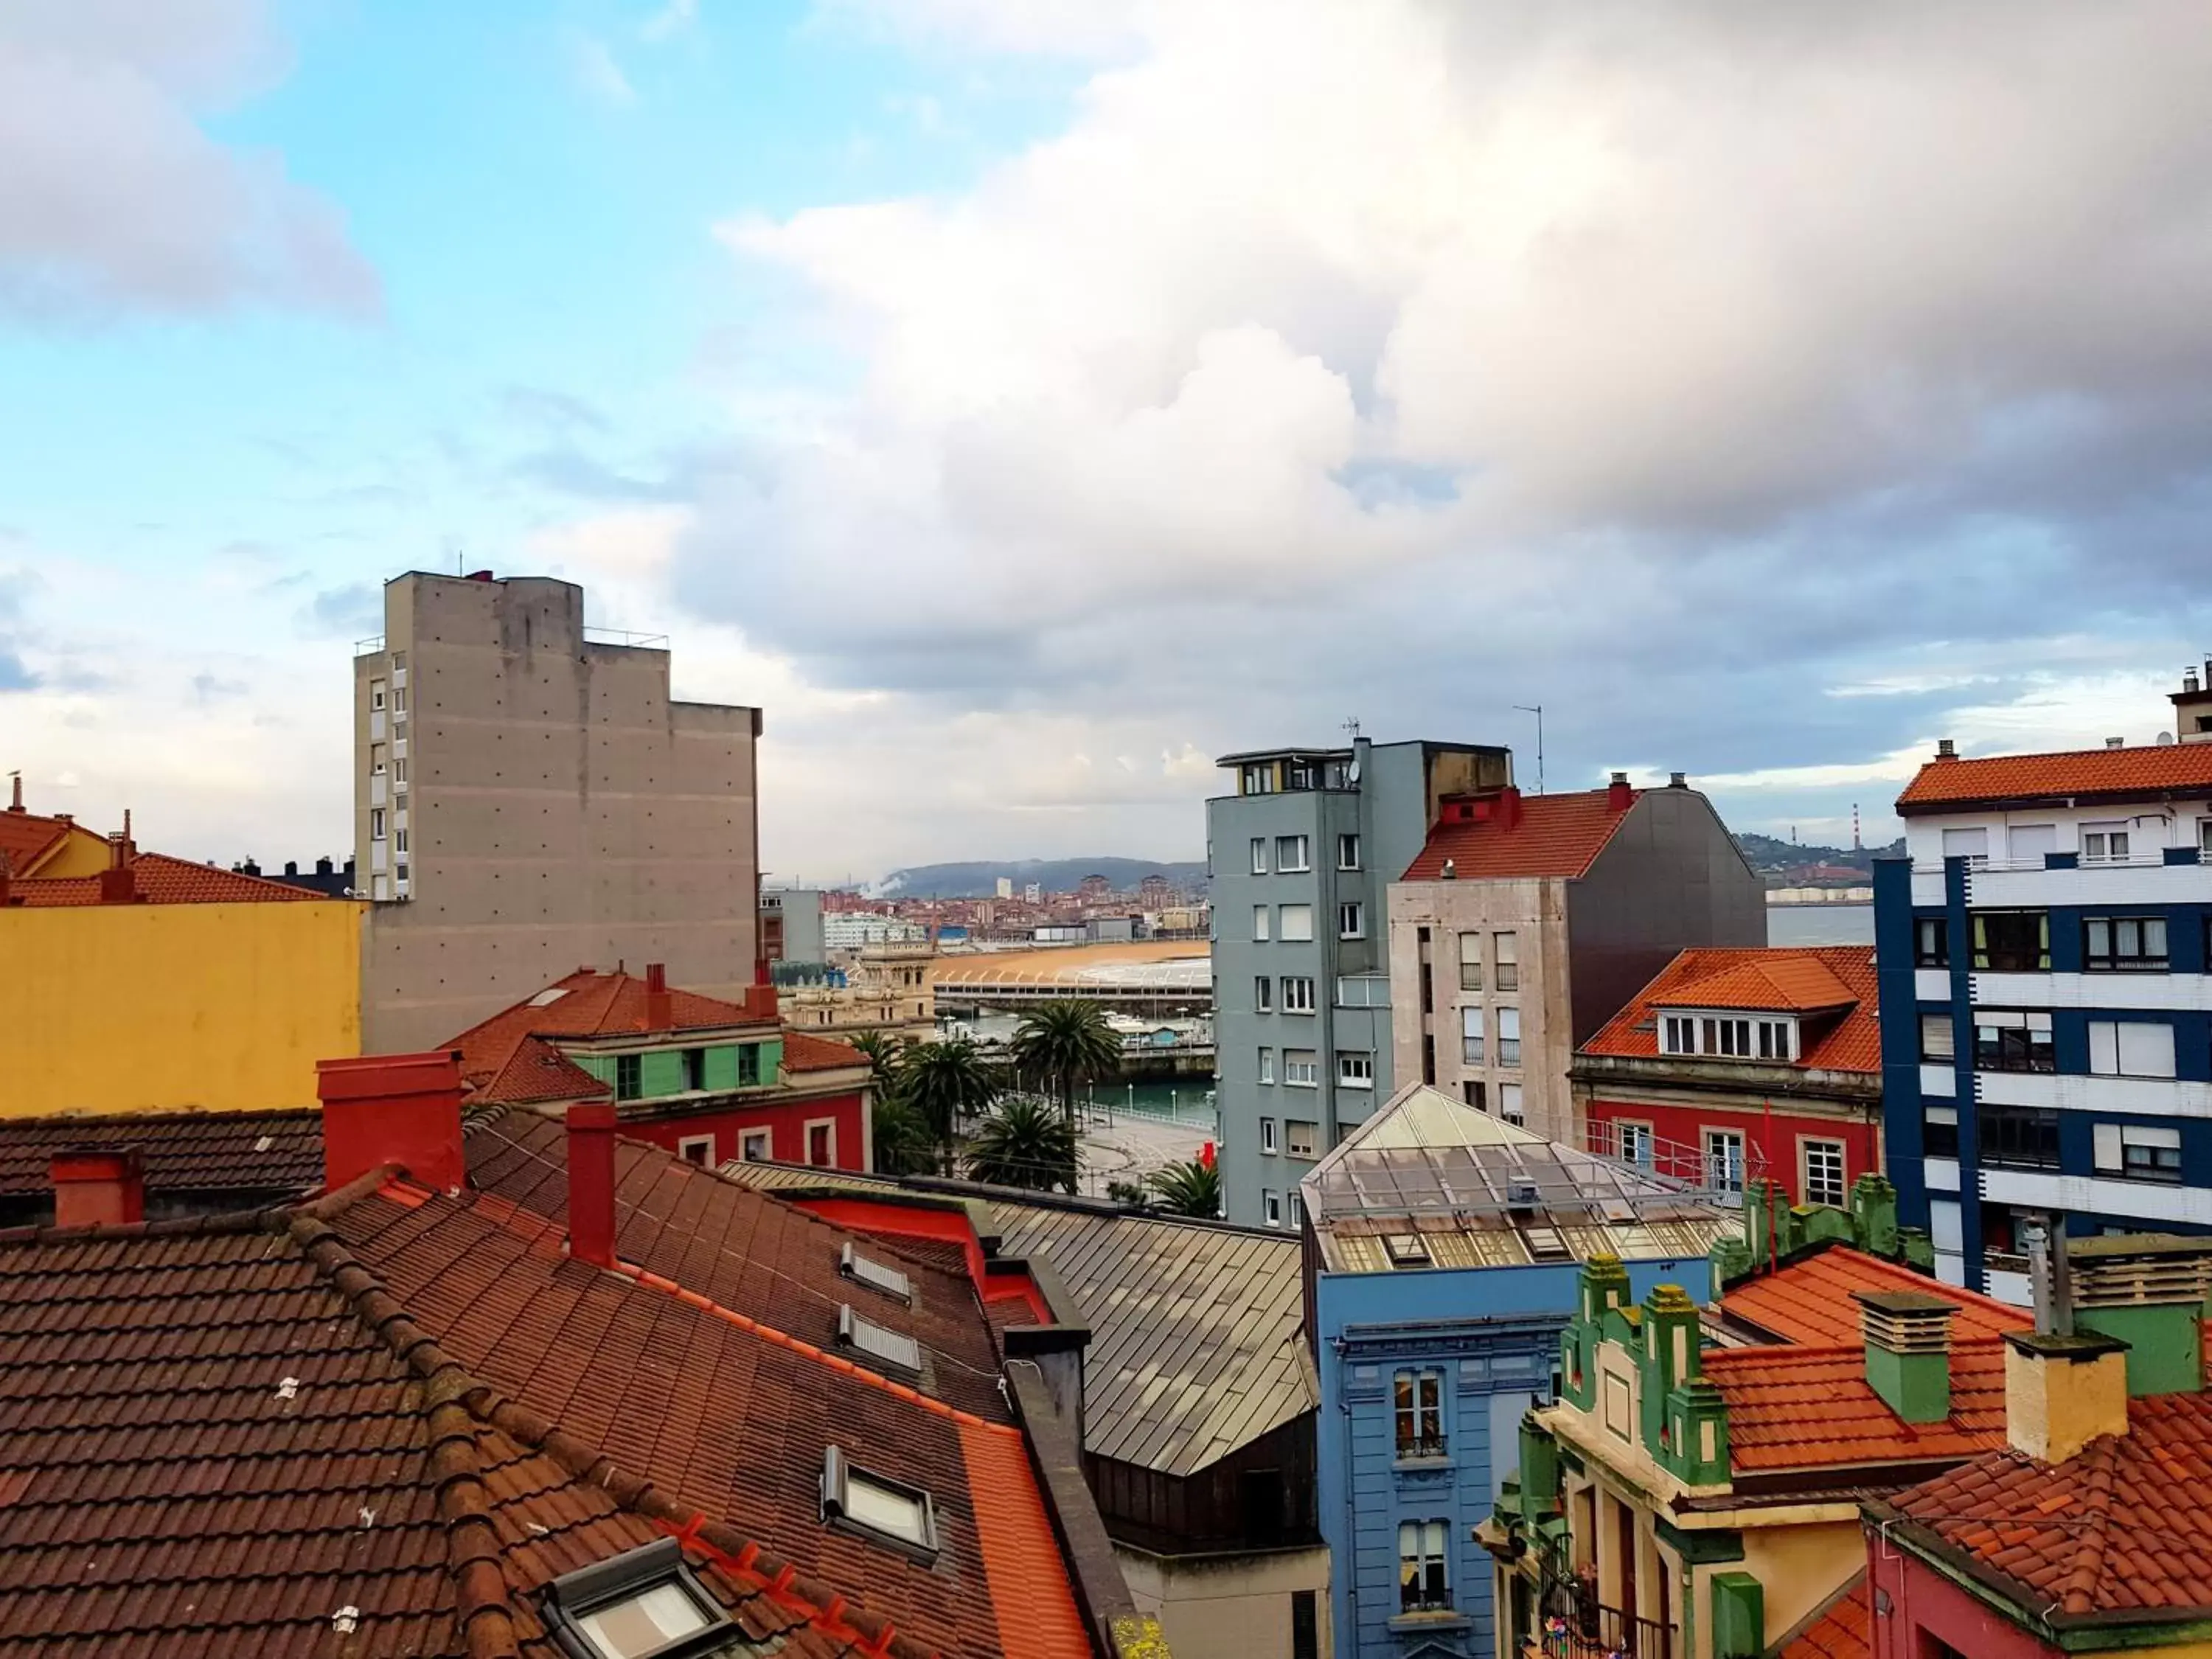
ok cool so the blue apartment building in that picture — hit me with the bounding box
[1878,671,2212,1298]
[1300,1083,1733,1659]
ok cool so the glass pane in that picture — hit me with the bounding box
[577,1584,714,1658]
[846,1475,930,1543]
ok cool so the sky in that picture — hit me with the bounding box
[4,0,2212,882]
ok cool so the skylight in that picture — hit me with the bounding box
[1384,1233,1430,1268]
[539,1537,730,1659]
[837,1304,921,1374]
[821,1446,938,1557]
[838,1241,912,1304]
[529,987,571,1007]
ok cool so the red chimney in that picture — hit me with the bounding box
[566,1100,619,1269]
[644,961,672,1031]
[1607,771,1634,813]
[52,1148,145,1228]
[98,824,136,904]
[317,1050,468,1193]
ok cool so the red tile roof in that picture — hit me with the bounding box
[0,1107,322,1203]
[1582,947,1882,1074]
[1898,744,2212,814]
[783,1031,869,1073]
[1886,1352,2212,1621]
[0,807,80,876]
[1722,1248,2030,1348]
[5,852,319,907]
[1776,1573,1870,1659]
[1401,787,1639,881]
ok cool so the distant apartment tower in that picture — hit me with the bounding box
[1879,672,2212,1298]
[1209,737,1512,1227]
[355,571,761,1052]
[759,888,826,964]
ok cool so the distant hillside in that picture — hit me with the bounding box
[1734,832,1904,875]
[871,857,1208,899]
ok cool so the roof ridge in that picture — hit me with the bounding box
[282,1203,941,1659]
[0,1203,281,1249]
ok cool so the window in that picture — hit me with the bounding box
[1284,1049,1318,1087]
[1942,826,1989,866]
[1461,1006,1484,1065]
[1972,911,2050,973]
[840,1243,912,1304]
[369,743,386,776]
[1279,903,1315,942]
[1338,833,1362,870]
[1618,1121,1655,1168]
[616,1054,642,1101]
[1277,835,1311,872]
[837,1305,921,1374]
[1975,1010,2055,1073]
[1493,932,1519,991]
[1261,1117,1279,1154]
[1498,1082,1523,1124]
[369,679,386,712]
[1394,1368,1445,1459]
[738,1043,762,1087]
[1422,1034,1436,1086]
[2090,1020,2177,1079]
[1335,975,1390,1009]
[1287,1189,1304,1228]
[807,1121,835,1166]
[1924,1106,1959,1159]
[1660,1015,1694,1056]
[1251,838,1268,874]
[391,686,407,714]
[1243,764,1275,796]
[369,807,387,841]
[2202,817,2212,855]
[2081,822,2132,863]
[1920,1015,1955,1062]
[1458,933,1484,992]
[1281,976,1317,1013]
[1386,1233,1431,1268]
[1252,904,1270,942]
[1339,1051,1374,1088]
[681,1048,706,1092]
[1463,1079,1486,1112]
[1803,1139,1846,1207]
[1254,975,1273,1013]
[2086,916,2168,971]
[395,862,409,886]
[2010,824,2057,863]
[1258,1046,1276,1085]
[1287,1120,1317,1158]
[394,827,409,855]
[394,757,408,785]
[1916,917,1950,968]
[1338,902,1366,939]
[1982,1105,2061,1170]
[539,1537,730,1659]
[1705,1129,1745,1193]
[821,1447,937,1556]
[1398,1520,1450,1615]
[2096,1122,2183,1183]
[1496,1007,1521,1066]
[1263,1189,1282,1228]
[1293,1591,1318,1659]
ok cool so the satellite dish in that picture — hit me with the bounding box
[2159,731,2177,746]
[1347,760,1361,785]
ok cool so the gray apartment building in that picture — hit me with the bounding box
[1208,737,1512,1227]
[355,571,762,1052]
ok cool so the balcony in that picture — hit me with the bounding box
[1537,1568,1677,1659]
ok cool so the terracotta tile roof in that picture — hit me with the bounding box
[0,1108,322,1203]
[782,1032,869,1073]
[1401,787,1639,881]
[0,807,78,875]
[5,852,320,907]
[1581,947,1882,1074]
[0,1208,880,1659]
[1897,744,2212,814]
[1776,1573,1869,1659]
[1703,1338,2010,1472]
[1721,1248,2030,1348]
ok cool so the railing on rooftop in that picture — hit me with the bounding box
[355,636,386,657]
[1917,852,2204,873]
[583,627,670,650]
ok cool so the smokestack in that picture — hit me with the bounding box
[317,1051,468,1193]
[7,771,20,812]
[1935,739,1957,759]
[644,961,672,1031]
[2105,736,2125,750]
[1668,771,1687,789]
[567,1101,619,1269]
[52,1147,145,1228]
[1607,771,1633,813]
[1854,1290,1957,1424]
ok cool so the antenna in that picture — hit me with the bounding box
[1512,705,1545,795]
[1852,803,1862,853]
[1342,715,1361,742]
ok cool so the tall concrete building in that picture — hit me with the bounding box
[1208,737,1512,1227]
[355,571,761,1052]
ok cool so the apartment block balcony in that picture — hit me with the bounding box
[1907,849,2211,909]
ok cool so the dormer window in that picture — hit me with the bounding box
[539,1537,732,1659]
[1660,1013,1795,1060]
[839,1242,912,1304]
[821,1447,939,1557]
[837,1305,920,1374]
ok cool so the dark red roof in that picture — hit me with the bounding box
[1898,744,2212,813]
[1401,787,1639,881]
[1581,947,1882,1074]
[0,807,80,875]
[6,852,321,907]
[0,1108,323,1201]
[782,1031,869,1073]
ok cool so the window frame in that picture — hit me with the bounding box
[1974,1009,2056,1074]
[1919,1014,1955,1063]
[1492,931,1519,992]
[1286,1119,1317,1159]
[2084,915,2169,973]
[1704,1128,1745,1194]
[1258,1046,1276,1085]
[1263,1189,1282,1228]
[1495,1006,1521,1068]
[1278,902,1315,942]
[740,1129,771,1162]
[1252,904,1270,942]
[1253,975,1273,1013]
[538,1536,733,1659]
[1338,900,1366,939]
[1393,1368,1446,1461]
[1338,832,1362,871]
[1980,1104,2062,1172]
[1250,838,1268,874]
[837,1304,922,1376]
[1284,1049,1319,1088]
[1338,1050,1374,1089]
[2081,822,2132,864]
[1276,834,1311,873]
[1397,1517,1452,1615]
[804,1118,837,1167]
[1923,1106,1959,1160]
[1801,1138,1846,1208]
[676,1135,714,1167]
[1458,933,1484,992]
[1972,911,2051,973]
[839,1242,914,1305]
[821,1447,939,1560]
[1281,975,1318,1014]
[1461,1005,1484,1065]
[1915,917,1950,968]
[615,1054,643,1102]
[1498,1082,1523,1124]
[1260,1116,1279,1155]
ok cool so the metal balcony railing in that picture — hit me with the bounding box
[583,627,670,649]
[355,635,385,656]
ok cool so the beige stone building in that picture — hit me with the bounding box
[355,571,760,1052]
[781,941,938,1040]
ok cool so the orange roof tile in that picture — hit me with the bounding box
[5,851,319,906]
[1703,1337,2010,1472]
[1581,947,1882,1074]
[1402,787,1639,881]
[1722,1248,2030,1348]
[1887,1353,2212,1621]
[1777,1573,1869,1659]
[0,809,76,876]
[1898,744,2212,814]
[782,1031,869,1073]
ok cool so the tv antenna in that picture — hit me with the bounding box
[1513,704,1545,794]
[1341,716,1361,742]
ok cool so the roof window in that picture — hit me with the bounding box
[821,1446,939,1558]
[839,1241,912,1304]
[1384,1234,1430,1268]
[837,1304,921,1374]
[529,986,571,1007]
[539,1537,731,1659]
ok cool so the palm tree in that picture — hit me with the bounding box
[1010,1000,1123,1124]
[848,1029,908,1100]
[964,1094,1080,1193]
[869,1097,939,1176]
[897,1037,1001,1174]
[1145,1158,1222,1218]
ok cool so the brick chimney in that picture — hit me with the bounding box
[2004,1329,2129,1463]
[1854,1290,1957,1423]
[566,1100,619,1269]
[99,813,137,904]
[1607,771,1633,813]
[644,961,672,1032]
[317,1050,468,1192]
[52,1147,145,1228]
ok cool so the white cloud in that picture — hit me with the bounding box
[568,32,637,108]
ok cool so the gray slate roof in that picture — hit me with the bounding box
[725,1161,1315,1478]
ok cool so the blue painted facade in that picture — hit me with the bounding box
[1312,1255,1709,1659]
[1877,849,2212,1295]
